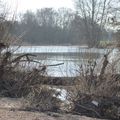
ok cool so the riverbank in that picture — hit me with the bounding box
[0,108,104,120]
[0,97,105,120]
[0,44,120,119]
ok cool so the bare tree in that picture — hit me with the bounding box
[56,8,74,29]
[36,8,57,27]
[0,0,13,43]
[0,0,20,46]
[74,0,119,47]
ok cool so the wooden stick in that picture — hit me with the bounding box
[12,59,64,67]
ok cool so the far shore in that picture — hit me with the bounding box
[11,44,89,47]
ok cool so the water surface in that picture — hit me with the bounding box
[9,46,111,77]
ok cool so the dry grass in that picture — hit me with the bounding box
[0,41,67,112]
[0,3,120,120]
[0,37,120,119]
[0,11,120,119]
[66,51,120,119]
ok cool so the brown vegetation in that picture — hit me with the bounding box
[0,43,120,119]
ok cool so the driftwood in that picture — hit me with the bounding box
[73,93,120,119]
[11,53,37,63]
[11,53,64,67]
[42,63,64,67]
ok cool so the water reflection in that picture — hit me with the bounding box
[10,46,108,77]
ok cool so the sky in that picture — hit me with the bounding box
[4,0,75,14]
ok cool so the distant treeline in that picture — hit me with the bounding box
[11,8,110,47]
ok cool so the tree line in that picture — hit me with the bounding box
[10,8,109,47]
[9,0,120,47]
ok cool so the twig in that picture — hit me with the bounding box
[11,53,36,63]
[12,59,64,67]
[76,103,101,118]
[14,60,41,64]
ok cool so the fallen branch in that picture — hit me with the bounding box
[45,63,64,67]
[11,53,37,63]
[12,59,41,64]
[75,103,101,118]
[12,60,64,67]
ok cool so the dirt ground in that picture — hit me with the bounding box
[0,97,105,120]
[0,109,105,120]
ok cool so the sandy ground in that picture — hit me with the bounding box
[0,97,105,120]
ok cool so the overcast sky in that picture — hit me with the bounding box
[4,0,75,14]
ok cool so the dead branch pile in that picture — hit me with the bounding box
[1,43,120,119]
[72,93,120,119]
[0,44,66,112]
[69,51,120,119]
[24,85,62,112]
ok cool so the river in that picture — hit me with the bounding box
[7,46,114,77]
